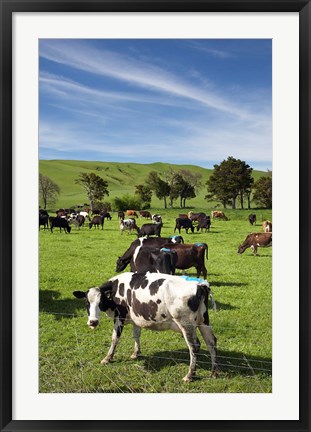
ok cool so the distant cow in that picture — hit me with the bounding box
[211,211,228,221]
[79,211,90,220]
[73,272,218,382]
[56,208,67,218]
[262,220,272,232]
[138,222,163,238]
[139,210,152,219]
[152,214,162,223]
[196,216,211,233]
[237,232,272,256]
[39,215,49,230]
[248,214,256,225]
[50,216,71,233]
[174,217,194,234]
[119,218,140,235]
[189,212,207,223]
[126,210,138,218]
[118,211,125,220]
[89,215,105,230]
[178,213,189,219]
[69,214,85,229]
[134,247,178,274]
[116,236,184,273]
[159,242,209,279]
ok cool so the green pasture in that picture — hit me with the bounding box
[39,207,272,393]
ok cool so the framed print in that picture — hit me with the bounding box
[1,0,310,431]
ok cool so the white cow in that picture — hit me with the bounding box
[73,272,218,382]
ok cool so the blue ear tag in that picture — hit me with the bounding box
[195,243,205,247]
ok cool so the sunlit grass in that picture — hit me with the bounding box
[39,207,272,393]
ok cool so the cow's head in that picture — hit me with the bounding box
[116,256,130,272]
[73,288,102,329]
[237,244,247,254]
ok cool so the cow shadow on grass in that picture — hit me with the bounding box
[139,348,272,378]
[211,281,248,288]
[39,289,85,320]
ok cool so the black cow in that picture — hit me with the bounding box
[196,216,211,233]
[118,211,125,220]
[138,222,163,238]
[39,215,49,230]
[134,247,177,274]
[102,211,112,220]
[73,272,218,382]
[248,214,257,225]
[50,216,71,233]
[89,215,104,230]
[116,236,184,273]
[174,218,194,234]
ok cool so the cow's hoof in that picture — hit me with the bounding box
[130,353,141,360]
[182,375,193,383]
[101,358,110,364]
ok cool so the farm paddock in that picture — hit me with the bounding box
[39,208,272,393]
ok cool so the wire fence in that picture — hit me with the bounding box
[39,310,272,386]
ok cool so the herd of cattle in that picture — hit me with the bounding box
[40,206,271,381]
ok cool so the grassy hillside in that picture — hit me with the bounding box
[39,160,268,211]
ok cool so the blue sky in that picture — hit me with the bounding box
[39,39,272,171]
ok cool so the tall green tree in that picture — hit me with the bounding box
[75,172,109,211]
[146,171,170,208]
[39,173,60,209]
[134,185,152,209]
[253,175,272,208]
[206,156,254,209]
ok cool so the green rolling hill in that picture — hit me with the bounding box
[39,160,267,211]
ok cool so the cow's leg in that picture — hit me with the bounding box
[130,325,141,359]
[174,321,197,382]
[250,245,258,255]
[198,324,218,377]
[101,317,124,364]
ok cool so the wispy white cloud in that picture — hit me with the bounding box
[189,42,235,59]
[40,41,258,121]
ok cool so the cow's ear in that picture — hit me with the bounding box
[73,291,86,299]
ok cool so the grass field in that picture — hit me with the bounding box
[39,207,272,393]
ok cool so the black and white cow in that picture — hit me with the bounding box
[73,272,218,382]
[119,218,140,235]
[116,236,184,273]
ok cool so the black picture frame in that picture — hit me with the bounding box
[1,1,310,431]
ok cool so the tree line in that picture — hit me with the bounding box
[39,156,272,211]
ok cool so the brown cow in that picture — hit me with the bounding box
[159,242,208,279]
[262,220,272,232]
[139,210,152,219]
[211,210,228,220]
[237,232,272,256]
[126,210,138,218]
